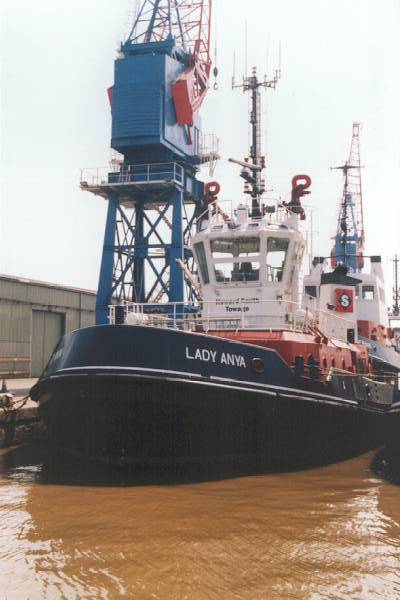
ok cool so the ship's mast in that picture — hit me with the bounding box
[232,66,280,217]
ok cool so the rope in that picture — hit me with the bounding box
[0,395,31,414]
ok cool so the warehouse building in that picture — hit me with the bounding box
[0,275,96,378]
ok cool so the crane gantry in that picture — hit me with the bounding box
[331,122,365,273]
[81,0,216,323]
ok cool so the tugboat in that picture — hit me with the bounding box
[30,77,398,469]
[305,255,400,374]
[304,123,400,376]
[303,123,400,475]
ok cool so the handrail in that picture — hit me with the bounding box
[109,299,355,341]
[0,357,31,379]
[0,358,31,364]
[196,200,301,228]
[80,162,184,187]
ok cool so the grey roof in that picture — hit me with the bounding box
[0,273,96,296]
[320,271,361,287]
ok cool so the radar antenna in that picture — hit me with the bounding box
[231,64,281,217]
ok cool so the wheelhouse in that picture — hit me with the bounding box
[191,207,306,331]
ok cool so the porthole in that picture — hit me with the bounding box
[252,358,265,373]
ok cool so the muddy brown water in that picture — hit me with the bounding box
[0,445,399,600]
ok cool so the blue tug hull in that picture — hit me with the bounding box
[30,325,389,468]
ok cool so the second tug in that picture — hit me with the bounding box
[31,66,399,468]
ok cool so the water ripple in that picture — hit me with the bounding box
[0,447,399,599]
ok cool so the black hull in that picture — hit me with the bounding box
[31,325,391,470]
[36,371,386,469]
[371,411,400,484]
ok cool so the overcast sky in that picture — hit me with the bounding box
[1,0,399,303]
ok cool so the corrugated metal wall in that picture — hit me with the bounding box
[0,275,96,377]
[31,311,66,377]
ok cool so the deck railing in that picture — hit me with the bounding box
[109,300,355,341]
[80,162,184,188]
[0,357,31,379]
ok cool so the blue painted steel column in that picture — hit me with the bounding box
[96,192,118,324]
[133,201,146,302]
[168,187,184,302]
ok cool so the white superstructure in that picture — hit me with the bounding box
[191,205,306,330]
[304,255,389,330]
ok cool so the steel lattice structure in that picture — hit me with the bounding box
[83,1,213,323]
[331,122,365,272]
[95,189,200,311]
[126,0,212,65]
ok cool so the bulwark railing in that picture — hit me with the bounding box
[109,300,355,340]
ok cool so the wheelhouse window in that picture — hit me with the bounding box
[305,285,318,298]
[194,242,209,284]
[214,262,259,283]
[266,238,289,282]
[362,285,374,300]
[210,237,260,258]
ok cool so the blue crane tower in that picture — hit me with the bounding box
[80,1,217,324]
[330,122,365,273]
